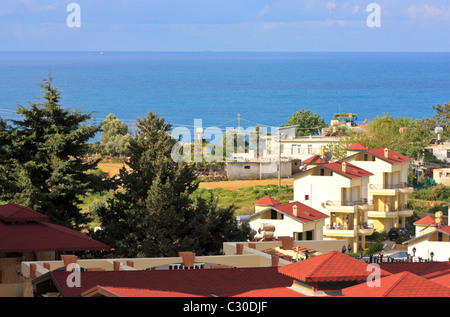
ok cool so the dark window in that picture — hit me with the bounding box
[306,231,313,240]
[438,232,443,242]
[447,150,450,159]
[271,209,277,219]
[297,232,303,240]
[320,169,325,176]
[364,154,368,161]
[244,166,251,169]
[305,195,309,201]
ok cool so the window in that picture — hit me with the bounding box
[364,154,368,161]
[305,195,310,201]
[438,232,443,242]
[297,232,303,240]
[306,231,313,240]
[320,169,325,176]
[447,150,450,158]
[271,210,278,220]
[244,166,251,170]
[308,145,312,154]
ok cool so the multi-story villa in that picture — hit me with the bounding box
[343,143,414,232]
[292,157,375,252]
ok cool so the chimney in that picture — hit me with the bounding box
[342,162,347,173]
[384,148,389,159]
[293,205,298,217]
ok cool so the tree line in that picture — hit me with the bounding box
[0,75,249,258]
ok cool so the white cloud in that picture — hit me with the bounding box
[408,4,450,20]
[326,1,337,10]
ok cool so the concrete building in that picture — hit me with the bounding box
[293,159,375,252]
[343,144,414,232]
[405,212,450,262]
[433,168,450,185]
[225,159,302,180]
[248,196,329,241]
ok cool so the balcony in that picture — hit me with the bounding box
[368,183,414,196]
[323,223,374,237]
[325,199,374,213]
[368,203,414,218]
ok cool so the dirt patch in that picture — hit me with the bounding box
[199,178,294,190]
[98,163,130,177]
[98,162,294,190]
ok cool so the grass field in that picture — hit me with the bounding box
[96,162,294,217]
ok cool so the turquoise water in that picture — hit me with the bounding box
[1,52,449,135]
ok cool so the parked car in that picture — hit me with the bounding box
[389,251,409,261]
[388,227,411,241]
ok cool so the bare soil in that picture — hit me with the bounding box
[98,162,294,190]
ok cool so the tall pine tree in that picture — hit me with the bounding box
[1,75,102,228]
[94,111,249,257]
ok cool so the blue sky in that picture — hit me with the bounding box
[1,0,450,51]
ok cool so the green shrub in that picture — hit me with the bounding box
[363,242,384,256]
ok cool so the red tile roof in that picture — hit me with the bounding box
[366,148,412,164]
[50,267,295,297]
[322,161,373,179]
[440,226,450,235]
[278,251,391,283]
[253,196,282,206]
[303,155,329,164]
[94,286,202,297]
[380,261,450,288]
[346,142,369,151]
[342,271,450,297]
[0,203,49,222]
[414,215,436,226]
[233,287,306,297]
[0,219,110,252]
[273,201,329,224]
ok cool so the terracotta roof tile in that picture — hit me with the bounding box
[0,221,110,252]
[413,215,436,225]
[233,287,306,297]
[278,251,391,283]
[322,161,373,179]
[342,271,450,297]
[303,155,329,164]
[51,267,294,297]
[0,203,48,222]
[345,142,369,151]
[366,148,412,164]
[273,201,329,223]
[380,261,450,288]
[253,196,282,206]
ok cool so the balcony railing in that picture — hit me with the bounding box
[326,199,373,207]
[369,182,413,190]
[325,222,374,231]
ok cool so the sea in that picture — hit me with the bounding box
[0,51,450,139]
